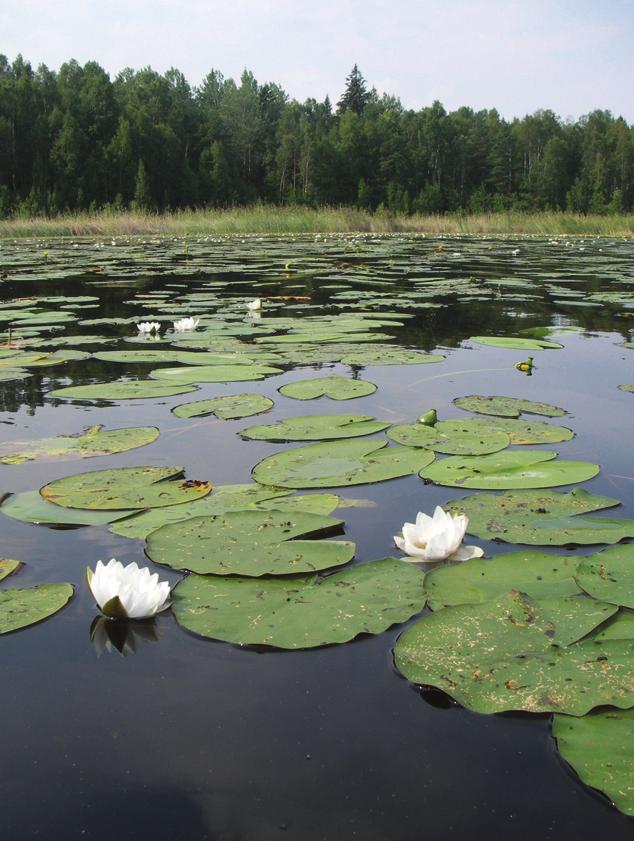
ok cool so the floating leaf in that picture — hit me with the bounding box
[470,417,574,445]
[340,348,445,365]
[576,545,634,608]
[421,450,598,489]
[447,488,634,545]
[172,557,425,648]
[394,591,624,715]
[0,425,159,465]
[387,419,509,455]
[468,336,563,350]
[424,550,583,610]
[93,350,252,365]
[41,465,211,510]
[146,510,354,576]
[173,393,273,420]
[253,439,434,488]
[553,710,634,816]
[1,491,133,527]
[454,395,566,418]
[0,583,74,634]
[242,413,390,442]
[619,385,634,394]
[49,380,198,400]
[279,376,377,400]
[149,364,282,383]
[0,559,21,582]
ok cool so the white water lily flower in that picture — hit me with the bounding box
[173,316,199,331]
[246,298,262,311]
[136,321,160,334]
[394,506,484,563]
[87,559,171,619]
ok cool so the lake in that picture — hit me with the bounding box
[1,233,634,840]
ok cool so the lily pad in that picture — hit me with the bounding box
[0,559,21,582]
[576,546,634,608]
[109,483,291,540]
[468,336,563,350]
[553,710,634,816]
[0,583,74,634]
[49,380,198,400]
[387,419,509,455]
[421,450,598,489]
[172,557,425,648]
[242,414,390,442]
[41,465,211,510]
[340,348,445,365]
[279,376,377,400]
[149,364,282,384]
[394,591,624,715]
[454,395,566,418]
[146,510,354,576]
[0,425,159,465]
[619,385,634,394]
[470,417,574,445]
[424,550,583,610]
[253,439,434,488]
[1,491,134,527]
[93,350,252,365]
[447,488,634,545]
[173,394,273,420]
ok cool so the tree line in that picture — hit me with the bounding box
[1,57,633,217]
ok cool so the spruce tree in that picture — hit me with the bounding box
[337,65,369,115]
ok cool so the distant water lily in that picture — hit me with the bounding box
[87,559,171,619]
[394,506,483,563]
[247,298,262,311]
[136,321,160,334]
[173,316,199,331]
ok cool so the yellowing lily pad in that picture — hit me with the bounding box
[0,425,159,465]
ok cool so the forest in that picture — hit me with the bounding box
[1,55,633,218]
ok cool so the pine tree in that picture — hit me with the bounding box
[132,159,152,210]
[337,65,369,115]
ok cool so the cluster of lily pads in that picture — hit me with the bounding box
[1,233,634,816]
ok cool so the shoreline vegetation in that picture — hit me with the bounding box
[1,207,634,239]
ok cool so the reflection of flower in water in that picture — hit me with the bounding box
[90,616,160,657]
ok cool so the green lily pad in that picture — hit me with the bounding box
[421,450,598,489]
[387,419,509,455]
[1,491,134,527]
[109,483,291,540]
[394,591,623,715]
[41,465,212,510]
[424,550,583,610]
[618,385,634,394]
[468,336,563,350]
[146,510,354,576]
[553,709,634,816]
[49,380,198,400]
[0,425,159,465]
[173,393,273,420]
[576,546,634,608]
[149,364,282,384]
[253,439,434,488]
[454,395,567,418]
[339,348,445,365]
[172,557,425,648]
[447,488,634,545]
[0,559,21,582]
[242,414,390,442]
[93,350,252,365]
[470,417,574,445]
[0,583,74,634]
[279,376,377,401]
[253,493,340,516]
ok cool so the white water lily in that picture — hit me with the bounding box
[173,316,199,331]
[394,506,484,563]
[246,298,262,311]
[136,321,160,334]
[87,559,171,619]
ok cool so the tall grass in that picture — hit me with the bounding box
[1,206,634,238]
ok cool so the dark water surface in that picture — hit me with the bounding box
[1,234,634,840]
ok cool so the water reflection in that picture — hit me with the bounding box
[90,616,160,657]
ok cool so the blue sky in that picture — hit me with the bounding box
[3,0,633,120]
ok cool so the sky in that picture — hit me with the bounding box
[2,0,634,121]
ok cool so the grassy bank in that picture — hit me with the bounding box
[1,206,634,238]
